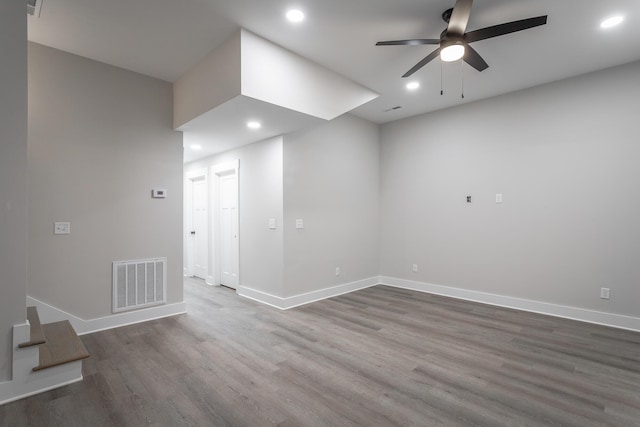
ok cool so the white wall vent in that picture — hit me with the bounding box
[113,258,167,313]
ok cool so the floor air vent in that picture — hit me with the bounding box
[113,258,167,313]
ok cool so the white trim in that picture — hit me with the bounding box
[211,159,239,174]
[27,296,186,336]
[237,277,379,310]
[0,374,83,406]
[241,274,640,331]
[186,168,208,180]
[379,276,640,333]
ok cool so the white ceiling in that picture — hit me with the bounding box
[180,96,323,163]
[28,0,640,158]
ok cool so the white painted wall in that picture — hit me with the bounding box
[0,1,28,381]
[184,137,285,296]
[28,43,184,320]
[380,60,640,318]
[173,31,241,129]
[283,114,380,296]
[240,29,378,121]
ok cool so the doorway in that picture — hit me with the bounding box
[185,170,208,279]
[211,160,240,289]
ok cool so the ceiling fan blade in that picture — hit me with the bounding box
[464,15,548,43]
[463,44,488,72]
[402,48,441,78]
[376,39,440,46]
[448,0,474,36]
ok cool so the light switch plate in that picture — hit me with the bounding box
[54,222,71,235]
[496,194,503,204]
[296,219,304,229]
[268,218,276,230]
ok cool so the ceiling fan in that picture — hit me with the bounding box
[376,0,548,78]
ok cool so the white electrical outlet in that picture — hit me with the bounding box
[54,222,71,235]
[412,264,418,273]
[296,219,304,229]
[335,267,340,276]
[496,194,503,204]
[268,218,276,229]
[600,288,611,300]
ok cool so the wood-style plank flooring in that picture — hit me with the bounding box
[2,278,640,426]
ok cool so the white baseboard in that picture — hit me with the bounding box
[379,276,640,332]
[239,274,640,331]
[0,365,83,406]
[26,296,187,336]
[238,277,379,310]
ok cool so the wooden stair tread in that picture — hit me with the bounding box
[33,320,89,372]
[19,306,47,348]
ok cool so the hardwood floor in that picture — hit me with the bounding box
[2,279,640,426]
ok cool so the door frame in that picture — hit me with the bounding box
[184,168,208,278]
[210,160,240,288]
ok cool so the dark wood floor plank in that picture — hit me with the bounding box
[2,280,640,426]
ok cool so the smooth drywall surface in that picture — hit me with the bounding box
[28,43,183,320]
[173,31,241,129]
[184,137,284,296]
[0,1,28,381]
[380,60,640,318]
[241,30,378,121]
[283,114,380,296]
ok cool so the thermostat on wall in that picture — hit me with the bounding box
[152,189,167,199]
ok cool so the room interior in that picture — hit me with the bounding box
[1,0,639,422]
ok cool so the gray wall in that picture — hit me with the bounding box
[380,61,640,317]
[184,137,285,296]
[28,43,183,319]
[283,114,380,296]
[0,1,28,381]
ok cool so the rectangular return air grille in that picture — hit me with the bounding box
[113,258,167,313]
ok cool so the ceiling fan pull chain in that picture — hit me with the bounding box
[461,60,465,99]
[440,61,444,96]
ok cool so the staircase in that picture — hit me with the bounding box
[21,307,90,372]
[0,306,89,405]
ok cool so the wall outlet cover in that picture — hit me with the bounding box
[54,222,71,235]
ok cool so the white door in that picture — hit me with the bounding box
[191,177,208,279]
[219,172,239,288]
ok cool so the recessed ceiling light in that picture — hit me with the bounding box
[406,81,420,91]
[247,121,262,130]
[286,9,305,23]
[190,144,202,150]
[601,15,624,29]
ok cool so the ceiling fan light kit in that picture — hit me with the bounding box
[440,39,465,62]
[376,0,548,78]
